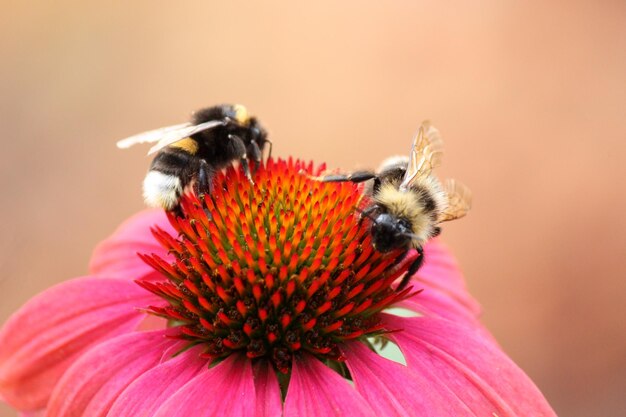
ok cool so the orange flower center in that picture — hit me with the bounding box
[139,158,413,372]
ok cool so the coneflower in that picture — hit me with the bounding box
[0,158,556,416]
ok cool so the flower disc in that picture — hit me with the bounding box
[139,158,413,372]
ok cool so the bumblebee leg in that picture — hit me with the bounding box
[357,205,377,226]
[319,171,377,183]
[250,140,262,174]
[397,246,424,292]
[372,177,382,193]
[228,134,254,184]
[241,157,254,184]
[195,160,216,218]
[170,204,184,219]
[228,134,247,156]
[360,205,376,216]
[197,159,213,195]
[431,226,441,238]
[250,140,262,163]
[350,171,377,183]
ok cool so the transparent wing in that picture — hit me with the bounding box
[438,179,472,222]
[146,120,225,155]
[116,122,192,149]
[398,121,444,191]
[115,120,224,155]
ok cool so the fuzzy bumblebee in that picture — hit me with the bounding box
[117,104,269,211]
[317,121,471,290]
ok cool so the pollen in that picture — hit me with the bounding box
[138,158,414,372]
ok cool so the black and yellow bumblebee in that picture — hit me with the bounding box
[117,104,269,211]
[316,121,471,290]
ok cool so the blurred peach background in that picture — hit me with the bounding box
[1,1,625,416]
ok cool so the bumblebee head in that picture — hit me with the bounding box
[247,117,268,146]
[370,213,413,252]
[223,105,268,149]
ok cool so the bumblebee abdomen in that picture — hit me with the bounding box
[143,147,198,210]
[143,171,183,210]
[169,138,199,155]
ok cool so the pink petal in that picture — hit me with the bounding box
[404,239,481,321]
[384,314,557,416]
[89,209,175,280]
[135,311,167,331]
[106,346,207,417]
[342,341,472,416]
[253,361,282,417]
[152,354,257,417]
[19,411,45,417]
[46,330,176,417]
[284,354,376,417]
[0,277,158,411]
[399,287,479,324]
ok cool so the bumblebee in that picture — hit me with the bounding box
[318,121,471,290]
[117,104,269,211]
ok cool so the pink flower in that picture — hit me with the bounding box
[0,159,556,416]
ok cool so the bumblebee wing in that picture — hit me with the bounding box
[146,120,225,155]
[116,120,225,155]
[116,122,192,149]
[398,121,444,191]
[438,179,472,222]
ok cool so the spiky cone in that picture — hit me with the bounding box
[0,158,557,417]
[138,158,415,373]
